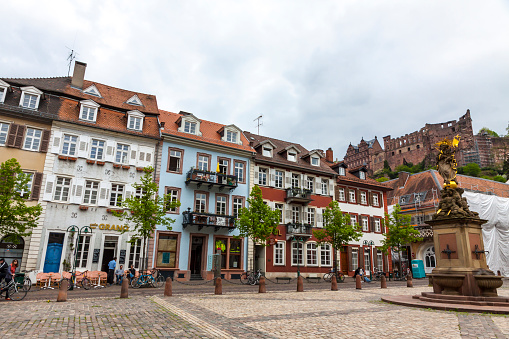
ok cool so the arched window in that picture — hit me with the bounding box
[0,236,25,266]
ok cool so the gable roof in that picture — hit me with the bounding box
[334,164,391,190]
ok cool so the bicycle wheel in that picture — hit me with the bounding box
[240,272,249,285]
[8,283,27,301]
[59,278,71,290]
[323,273,332,282]
[155,275,165,288]
[133,277,143,288]
[23,277,32,292]
[337,274,345,283]
[81,277,91,290]
[248,275,257,286]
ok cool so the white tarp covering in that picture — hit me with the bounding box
[463,191,509,276]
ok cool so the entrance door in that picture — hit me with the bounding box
[190,236,204,275]
[255,245,265,272]
[43,232,65,273]
[424,246,436,274]
[101,236,118,272]
[340,249,348,274]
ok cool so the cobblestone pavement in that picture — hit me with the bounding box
[1,284,509,338]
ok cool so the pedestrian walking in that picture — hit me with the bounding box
[107,257,116,286]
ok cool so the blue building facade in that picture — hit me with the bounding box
[150,111,254,280]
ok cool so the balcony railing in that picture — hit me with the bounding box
[182,209,236,233]
[286,223,313,239]
[285,187,313,204]
[185,168,238,191]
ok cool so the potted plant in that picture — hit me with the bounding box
[215,240,226,252]
[136,167,144,172]
[62,259,71,272]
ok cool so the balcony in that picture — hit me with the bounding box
[182,209,236,233]
[286,223,313,240]
[285,187,313,205]
[414,225,433,239]
[185,168,238,191]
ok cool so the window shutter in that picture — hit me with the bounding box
[269,168,275,187]
[285,172,291,188]
[285,207,292,223]
[14,125,26,149]
[70,178,85,204]
[145,152,152,164]
[125,184,134,200]
[348,246,353,272]
[381,218,385,234]
[300,174,305,189]
[329,179,334,197]
[369,216,374,232]
[316,210,323,228]
[42,174,56,201]
[369,192,373,206]
[77,135,89,158]
[98,181,112,206]
[6,123,19,147]
[139,151,145,162]
[51,130,62,154]
[105,140,115,162]
[129,144,138,166]
[31,172,43,200]
[40,129,51,153]
[373,247,377,271]
[254,165,259,184]
[356,189,360,203]
[315,177,322,195]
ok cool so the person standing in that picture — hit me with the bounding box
[107,257,116,286]
[0,258,12,300]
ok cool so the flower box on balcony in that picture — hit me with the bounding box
[106,208,123,214]
[122,165,130,170]
[79,205,89,211]
[86,160,96,165]
[113,164,122,168]
[136,167,144,172]
[58,155,68,160]
[96,161,105,166]
[67,157,77,162]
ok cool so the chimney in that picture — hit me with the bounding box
[398,171,410,188]
[71,61,87,89]
[326,147,333,163]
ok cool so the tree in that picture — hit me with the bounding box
[461,163,481,177]
[479,127,499,138]
[0,158,42,242]
[113,167,180,271]
[380,204,422,276]
[313,201,363,275]
[237,185,280,270]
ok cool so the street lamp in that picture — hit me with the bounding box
[292,235,307,277]
[66,225,93,290]
[363,240,375,280]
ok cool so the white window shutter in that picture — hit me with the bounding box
[269,168,275,187]
[70,178,85,204]
[51,130,62,154]
[98,181,112,206]
[254,165,259,184]
[77,135,90,158]
[285,172,291,188]
[129,144,138,166]
[105,140,115,162]
[145,152,152,165]
[125,184,134,200]
[329,179,334,197]
[317,209,323,228]
[285,207,292,223]
[300,174,305,188]
[315,177,322,195]
[42,174,56,201]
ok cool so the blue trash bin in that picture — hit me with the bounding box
[411,259,426,278]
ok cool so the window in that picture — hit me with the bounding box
[350,214,357,225]
[83,85,101,97]
[115,144,129,164]
[195,193,207,213]
[75,235,91,268]
[311,156,319,166]
[372,194,379,206]
[307,177,314,191]
[110,184,124,207]
[233,197,243,218]
[21,93,38,109]
[349,190,356,203]
[183,120,196,134]
[128,238,142,269]
[18,172,34,198]
[156,234,178,268]
[61,134,78,156]
[23,128,42,151]
[322,180,328,195]
[258,168,267,186]
[338,188,345,201]
[292,205,301,223]
[90,139,105,160]
[320,244,332,266]
[79,102,99,122]
[291,173,299,188]
[168,149,182,172]
[376,250,384,271]
[262,147,272,157]
[338,167,345,176]
[274,242,285,265]
[226,130,238,143]
[307,207,315,226]
[218,158,229,175]
[351,248,358,269]
[275,170,284,188]
[374,218,381,233]
[54,177,71,201]
[0,123,8,145]
[197,154,210,171]
[166,188,180,213]
[228,238,241,269]
[216,195,227,215]
[292,242,303,265]
[83,181,99,204]
[134,187,147,199]
[234,161,245,183]
[128,116,142,130]
[361,217,369,231]
[126,95,142,106]
[306,243,317,266]
[364,249,371,271]
[288,151,297,162]
[359,171,366,180]
[0,87,6,103]
[360,192,367,204]
[274,203,283,223]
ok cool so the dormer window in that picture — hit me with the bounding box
[0,80,9,103]
[126,95,142,106]
[83,85,101,97]
[127,110,144,131]
[288,152,297,162]
[79,100,100,123]
[359,171,366,180]
[184,120,196,134]
[219,124,242,144]
[19,86,42,110]
[262,146,272,157]
[338,167,345,176]
[177,112,202,136]
[226,130,238,143]
[311,156,319,166]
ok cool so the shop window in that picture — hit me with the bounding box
[128,238,143,269]
[156,234,178,268]
[76,235,91,268]
[216,237,242,269]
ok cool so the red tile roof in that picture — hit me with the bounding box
[159,110,255,153]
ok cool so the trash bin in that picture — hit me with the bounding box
[411,259,426,278]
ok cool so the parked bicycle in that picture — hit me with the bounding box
[240,269,262,285]
[60,270,92,290]
[323,269,345,283]
[131,269,164,288]
[0,277,27,301]
[372,268,386,281]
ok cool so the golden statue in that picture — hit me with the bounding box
[435,135,460,188]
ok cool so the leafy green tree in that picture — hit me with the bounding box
[376,177,389,183]
[0,158,42,242]
[313,201,363,275]
[381,204,422,276]
[479,127,499,137]
[113,167,180,271]
[461,163,481,177]
[237,185,280,270]
[493,175,506,183]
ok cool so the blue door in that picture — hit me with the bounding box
[43,243,63,273]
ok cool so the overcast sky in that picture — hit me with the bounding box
[2,1,509,159]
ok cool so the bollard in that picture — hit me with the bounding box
[214,277,222,295]
[258,276,266,293]
[407,272,413,288]
[331,275,338,291]
[57,279,68,302]
[356,275,362,289]
[164,277,173,297]
[381,274,387,289]
[297,276,304,292]
[120,277,129,298]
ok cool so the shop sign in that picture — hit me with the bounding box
[90,223,129,232]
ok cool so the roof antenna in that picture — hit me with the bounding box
[66,32,78,76]
[254,115,263,135]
